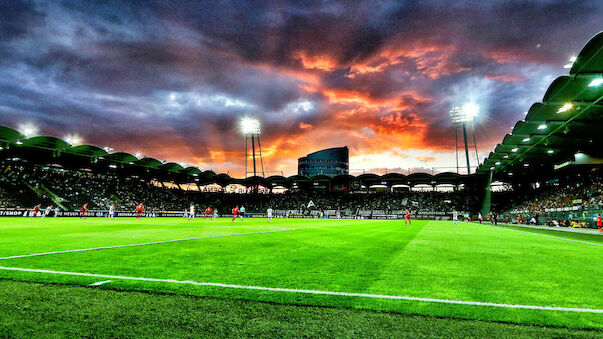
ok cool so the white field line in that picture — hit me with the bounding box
[0,266,601,314]
[0,229,297,261]
[89,280,111,286]
[473,223,603,247]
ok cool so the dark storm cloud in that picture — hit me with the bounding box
[0,0,601,174]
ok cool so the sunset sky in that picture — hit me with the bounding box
[1,0,601,176]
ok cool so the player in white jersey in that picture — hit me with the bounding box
[188,203,195,220]
[42,205,53,218]
[213,208,218,220]
[239,206,245,221]
[267,207,273,222]
[452,210,459,225]
[108,204,115,219]
[336,209,341,221]
[478,212,483,224]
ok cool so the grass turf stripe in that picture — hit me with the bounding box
[0,266,601,314]
[0,229,297,260]
[473,223,603,247]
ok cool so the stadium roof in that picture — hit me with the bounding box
[477,31,603,179]
[0,126,24,142]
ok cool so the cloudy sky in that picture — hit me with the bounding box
[1,0,601,176]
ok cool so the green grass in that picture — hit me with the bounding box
[2,279,602,338]
[0,217,602,332]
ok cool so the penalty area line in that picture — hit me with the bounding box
[0,229,297,261]
[0,266,601,314]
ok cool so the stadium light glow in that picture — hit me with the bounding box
[522,137,530,142]
[537,124,547,130]
[135,152,142,159]
[240,118,261,135]
[503,155,509,158]
[103,146,114,152]
[450,102,479,124]
[557,102,573,113]
[524,163,529,167]
[495,161,501,165]
[65,135,82,146]
[547,150,554,154]
[588,78,603,87]
[511,148,518,152]
[19,123,38,138]
[16,141,23,145]
[563,56,575,69]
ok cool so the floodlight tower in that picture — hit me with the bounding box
[241,118,265,178]
[450,103,480,175]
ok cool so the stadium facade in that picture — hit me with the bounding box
[298,147,349,177]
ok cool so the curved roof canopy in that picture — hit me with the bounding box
[478,31,603,179]
[21,136,70,150]
[0,126,24,142]
[65,145,108,158]
[134,157,163,168]
[103,152,138,164]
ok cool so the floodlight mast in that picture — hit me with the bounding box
[241,118,265,181]
[450,104,480,175]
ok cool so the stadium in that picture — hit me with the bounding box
[0,2,602,338]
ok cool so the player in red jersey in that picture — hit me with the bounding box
[32,204,41,218]
[204,207,212,220]
[404,209,411,226]
[517,214,522,224]
[80,203,88,219]
[136,203,144,219]
[231,206,239,222]
[596,213,602,233]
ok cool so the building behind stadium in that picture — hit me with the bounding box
[298,147,349,177]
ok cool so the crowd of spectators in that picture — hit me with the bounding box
[0,165,479,214]
[501,171,603,227]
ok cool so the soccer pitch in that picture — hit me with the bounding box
[0,217,601,330]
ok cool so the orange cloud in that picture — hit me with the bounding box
[299,122,313,129]
[294,51,337,72]
[349,43,470,79]
[417,156,436,162]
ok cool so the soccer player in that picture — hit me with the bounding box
[267,207,273,222]
[42,205,52,218]
[239,205,245,221]
[404,209,411,226]
[213,208,218,220]
[336,209,341,221]
[478,212,483,224]
[108,204,115,219]
[136,203,144,219]
[32,204,41,218]
[596,213,602,233]
[188,203,195,221]
[517,214,522,224]
[452,210,459,225]
[231,206,239,222]
[204,206,212,220]
[80,203,88,219]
